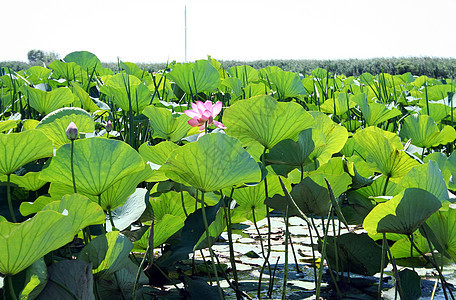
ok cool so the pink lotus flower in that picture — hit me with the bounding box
[184,100,226,132]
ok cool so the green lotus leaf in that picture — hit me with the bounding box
[78,231,133,275]
[7,172,47,191]
[421,208,456,262]
[0,130,53,176]
[389,233,430,258]
[420,102,452,123]
[22,119,39,131]
[221,77,243,100]
[267,176,331,217]
[354,127,418,180]
[0,210,74,275]
[224,95,314,149]
[227,65,258,86]
[20,196,56,216]
[264,129,314,176]
[0,120,17,132]
[17,258,48,300]
[399,114,456,148]
[143,105,190,142]
[100,73,151,113]
[21,86,74,115]
[324,233,387,276]
[35,107,95,148]
[64,50,102,72]
[36,259,94,300]
[26,66,52,83]
[49,60,88,83]
[162,133,261,192]
[396,161,449,203]
[166,60,221,95]
[231,173,288,223]
[40,137,145,196]
[308,112,348,166]
[134,214,185,250]
[42,193,105,235]
[149,190,196,222]
[364,188,442,236]
[267,69,306,100]
[426,84,454,101]
[357,96,402,126]
[48,164,152,211]
[356,174,397,198]
[320,92,356,115]
[139,141,179,182]
[244,82,268,98]
[70,81,102,113]
[0,215,6,222]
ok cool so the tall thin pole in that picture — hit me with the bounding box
[184,4,187,63]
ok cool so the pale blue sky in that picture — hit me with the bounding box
[2,0,456,63]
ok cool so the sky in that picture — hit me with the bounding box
[2,0,456,63]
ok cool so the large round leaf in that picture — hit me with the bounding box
[224,95,314,149]
[40,138,145,196]
[42,193,105,235]
[399,114,456,148]
[421,208,456,263]
[78,231,133,275]
[162,133,261,192]
[35,107,95,148]
[364,188,442,236]
[21,86,74,115]
[166,60,221,95]
[353,127,418,180]
[143,105,190,142]
[100,73,151,113]
[396,161,449,203]
[267,69,306,100]
[308,112,348,166]
[0,211,74,275]
[0,130,53,175]
[64,51,102,72]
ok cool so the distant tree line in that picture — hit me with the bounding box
[1,50,456,78]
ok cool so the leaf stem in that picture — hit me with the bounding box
[7,174,16,222]
[71,140,77,193]
[200,191,224,300]
[7,275,18,300]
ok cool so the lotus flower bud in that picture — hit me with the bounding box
[66,122,78,140]
[106,120,113,132]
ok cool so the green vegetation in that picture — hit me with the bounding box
[1,50,456,299]
[2,55,456,78]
